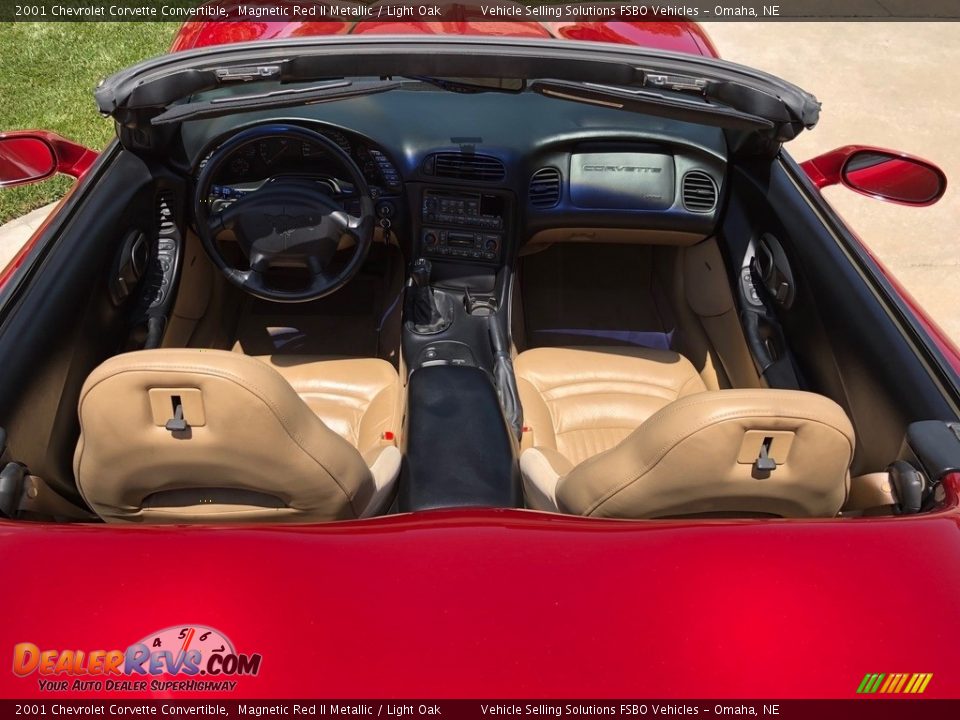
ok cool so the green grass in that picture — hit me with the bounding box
[0,22,179,224]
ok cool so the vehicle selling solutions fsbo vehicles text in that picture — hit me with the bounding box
[477,5,781,17]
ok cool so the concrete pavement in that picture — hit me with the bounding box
[0,23,957,342]
[703,22,960,344]
[0,202,56,271]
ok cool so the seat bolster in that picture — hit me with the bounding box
[257,356,402,453]
[517,377,558,450]
[357,379,403,457]
[520,447,574,511]
[360,445,402,518]
[557,389,855,519]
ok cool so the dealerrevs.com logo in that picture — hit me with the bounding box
[12,625,261,693]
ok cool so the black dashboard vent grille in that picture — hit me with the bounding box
[681,171,718,213]
[428,152,505,182]
[529,167,561,208]
[156,192,176,235]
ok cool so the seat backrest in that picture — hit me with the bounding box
[74,349,374,523]
[557,389,855,518]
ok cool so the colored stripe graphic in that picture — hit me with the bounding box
[858,673,933,694]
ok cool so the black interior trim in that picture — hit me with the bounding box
[778,151,960,409]
[721,154,957,474]
[0,149,163,500]
[399,365,521,512]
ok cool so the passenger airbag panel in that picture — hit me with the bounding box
[570,152,675,210]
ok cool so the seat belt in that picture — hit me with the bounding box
[736,236,803,390]
[0,426,97,521]
[16,473,98,521]
[745,257,803,389]
[682,239,763,389]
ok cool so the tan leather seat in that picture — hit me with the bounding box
[516,347,710,465]
[74,349,402,523]
[252,355,401,454]
[516,347,855,518]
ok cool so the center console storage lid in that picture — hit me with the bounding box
[399,365,521,512]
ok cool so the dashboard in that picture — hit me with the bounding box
[185,89,729,268]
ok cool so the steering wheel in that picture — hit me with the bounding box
[194,124,375,303]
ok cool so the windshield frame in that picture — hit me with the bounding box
[96,34,819,153]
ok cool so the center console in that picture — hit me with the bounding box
[399,365,521,512]
[397,278,523,512]
[395,180,523,513]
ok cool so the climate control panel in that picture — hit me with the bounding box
[422,228,501,261]
[420,189,508,264]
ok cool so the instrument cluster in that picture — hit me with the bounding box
[203,127,403,199]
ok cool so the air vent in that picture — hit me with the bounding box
[529,167,561,208]
[681,171,718,213]
[155,191,176,236]
[426,152,505,182]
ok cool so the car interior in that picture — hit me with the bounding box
[0,75,958,524]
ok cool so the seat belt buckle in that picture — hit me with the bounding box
[380,431,397,447]
[520,426,534,452]
[0,462,26,519]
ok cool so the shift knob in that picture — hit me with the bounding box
[411,258,432,288]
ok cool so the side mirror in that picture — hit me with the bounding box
[0,131,98,188]
[801,145,947,207]
[842,151,946,206]
[0,136,56,188]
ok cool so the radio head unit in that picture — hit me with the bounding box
[422,190,505,230]
[421,189,507,264]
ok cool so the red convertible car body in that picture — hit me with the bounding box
[1,11,959,703]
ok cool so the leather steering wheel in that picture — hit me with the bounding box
[194,124,375,303]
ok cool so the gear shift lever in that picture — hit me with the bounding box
[411,257,432,289]
[406,257,454,335]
